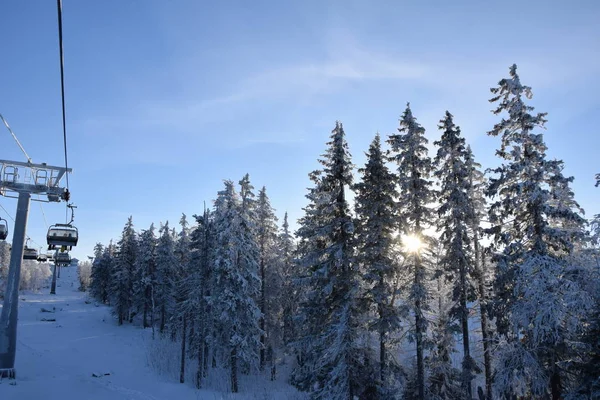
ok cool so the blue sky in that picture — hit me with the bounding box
[0,0,598,260]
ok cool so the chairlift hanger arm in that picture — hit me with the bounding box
[67,203,76,224]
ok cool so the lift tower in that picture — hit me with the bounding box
[0,159,71,378]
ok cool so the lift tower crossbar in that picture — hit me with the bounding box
[0,160,71,378]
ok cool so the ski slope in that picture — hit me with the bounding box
[0,266,302,400]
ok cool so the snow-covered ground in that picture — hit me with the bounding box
[0,266,303,400]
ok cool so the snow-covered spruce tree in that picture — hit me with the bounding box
[111,217,138,325]
[573,308,600,398]
[293,122,372,400]
[464,144,494,400]
[185,207,215,389]
[279,212,298,347]
[353,133,403,394]
[255,186,281,374]
[77,261,92,292]
[133,224,157,328]
[175,214,191,262]
[105,241,118,297]
[565,200,600,398]
[566,245,600,399]
[486,64,589,398]
[427,273,462,400]
[172,214,192,382]
[155,221,178,334]
[239,174,257,218]
[387,104,435,400]
[236,174,265,374]
[89,243,107,302]
[433,111,478,397]
[547,168,587,239]
[212,180,261,393]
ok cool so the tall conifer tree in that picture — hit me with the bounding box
[133,224,157,328]
[294,122,370,399]
[111,217,137,325]
[354,133,402,393]
[433,111,478,397]
[487,64,588,398]
[256,186,280,372]
[212,180,261,393]
[279,212,297,347]
[387,104,435,400]
[156,221,177,334]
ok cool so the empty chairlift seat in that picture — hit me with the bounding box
[47,224,78,250]
[55,252,71,266]
[23,247,38,260]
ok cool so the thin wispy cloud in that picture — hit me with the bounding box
[75,20,600,164]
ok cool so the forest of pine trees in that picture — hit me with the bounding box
[88,65,600,399]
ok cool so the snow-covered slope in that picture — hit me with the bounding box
[0,266,259,400]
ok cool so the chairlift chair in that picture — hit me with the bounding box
[37,253,48,262]
[47,223,78,250]
[23,246,38,260]
[0,218,8,241]
[55,251,71,266]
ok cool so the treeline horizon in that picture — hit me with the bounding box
[88,64,600,400]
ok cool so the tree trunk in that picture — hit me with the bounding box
[230,347,238,393]
[170,321,177,342]
[151,285,156,339]
[415,254,425,400]
[204,341,210,374]
[180,315,186,383]
[160,304,165,333]
[270,347,276,381]
[282,304,291,346]
[460,262,473,398]
[476,240,492,400]
[550,360,562,400]
[188,323,195,353]
[260,250,266,371]
[379,301,386,383]
[196,334,204,389]
[143,286,150,328]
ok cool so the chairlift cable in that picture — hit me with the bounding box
[56,0,71,221]
[2,202,48,251]
[25,236,42,251]
[0,204,42,251]
[0,203,15,222]
[0,113,33,164]
[38,197,49,229]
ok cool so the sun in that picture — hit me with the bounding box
[402,234,424,253]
